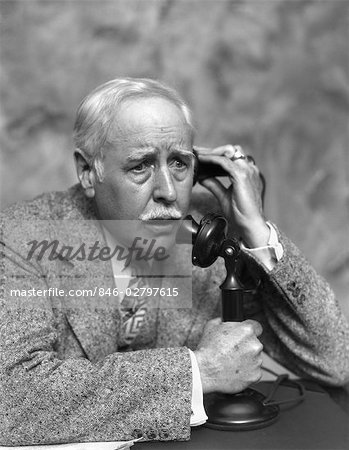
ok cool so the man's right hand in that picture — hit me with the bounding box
[194,317,263,394]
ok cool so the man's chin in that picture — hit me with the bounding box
[141,219,179,235]
[139,220,179,249]
[101,219,180,258]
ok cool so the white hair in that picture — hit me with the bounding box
[73,77,195,181]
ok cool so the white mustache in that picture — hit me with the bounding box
[139,206,182,221]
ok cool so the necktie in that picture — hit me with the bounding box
[119,271,151,347]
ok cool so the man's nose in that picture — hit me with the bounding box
[152,167,177,203]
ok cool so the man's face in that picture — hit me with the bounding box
[93,96,194,249]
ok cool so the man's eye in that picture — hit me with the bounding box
[171,159,188,169]
[130,162,150,173]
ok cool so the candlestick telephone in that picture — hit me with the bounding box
[177,159,304,430]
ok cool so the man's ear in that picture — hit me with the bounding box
[192,148,199,185]
[74,149,96,198]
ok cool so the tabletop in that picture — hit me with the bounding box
[135,381,349,450]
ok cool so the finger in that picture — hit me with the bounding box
[197,146,258,170]
[252,369,263,384]
[210,144,238,158]
[198,152,252,176]
[194,145,241,160]
[196,144,241,158]
[253,341,264,355]
[193,144,241,158]
[193,146,214,155]
[210,317,222,324]
[212,144,242,159]
[205,317,222,330]
[199,177,231,209]
[194,145,258,167]
[244,319,263,337]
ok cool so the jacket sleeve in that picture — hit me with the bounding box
[242,226,349,387]
[0,242,192,446]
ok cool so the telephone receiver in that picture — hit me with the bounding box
[192,148,231,184]
[176,213,280,430]
[192,148,266,206]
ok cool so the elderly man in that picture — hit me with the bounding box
[1,78,348,446]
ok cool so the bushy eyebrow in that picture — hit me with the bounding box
[173,148,195,158]
[126,147,194,162]
[126,148,157,162]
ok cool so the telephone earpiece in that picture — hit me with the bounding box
[192,148,266,206]
[192,147,232,185]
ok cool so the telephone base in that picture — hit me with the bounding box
[204,388,280,431]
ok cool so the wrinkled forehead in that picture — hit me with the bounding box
[109,96,194,148]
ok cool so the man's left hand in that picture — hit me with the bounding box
[194,145,269,248]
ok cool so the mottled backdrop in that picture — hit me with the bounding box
[1,0,348,317]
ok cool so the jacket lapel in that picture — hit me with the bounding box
[52,202,122,362]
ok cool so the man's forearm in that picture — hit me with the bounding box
[250,227,349,386]
[1,253,193,445]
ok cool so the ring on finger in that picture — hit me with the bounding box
[231,145,245,161]
[231,152,256,165]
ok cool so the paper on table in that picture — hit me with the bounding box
[0,438,141,450]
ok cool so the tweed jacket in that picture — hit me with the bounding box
[1,184,349,446]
